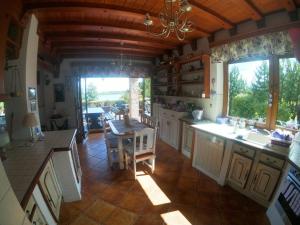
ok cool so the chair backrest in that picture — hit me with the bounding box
[141,114,158,129]
[133,127,157,156]
[115,110,125,120]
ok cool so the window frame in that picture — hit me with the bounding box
[223,55,299,132]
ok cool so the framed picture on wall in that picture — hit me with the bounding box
[54,83,65,102]
[28,87,36,100]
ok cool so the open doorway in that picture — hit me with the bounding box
[80,77,151,134]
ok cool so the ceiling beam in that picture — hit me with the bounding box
[239,0,263,21]
[45,32,182,47]
[188,0,234,29]
[281,0,297,12]
[50,38,175,50]
[23,1,210,36]
[51,41,170,51]
[39,23,186,44]
[62,54,154,60]
[55,46,164,55]
[56,48,159,56]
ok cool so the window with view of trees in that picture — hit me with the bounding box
[228,60,270,123]
[226,57,300,130]
[277,58,300,129]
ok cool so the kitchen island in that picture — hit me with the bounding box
[1,129,81,225]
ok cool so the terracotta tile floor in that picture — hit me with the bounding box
[59,133,270,225]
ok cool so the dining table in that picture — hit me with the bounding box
[108,119,147,169]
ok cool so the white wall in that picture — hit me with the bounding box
[5,15,40,140]
[38,59,77,129]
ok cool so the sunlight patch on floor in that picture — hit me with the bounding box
[136,171,171,206]
[160,210,192,225]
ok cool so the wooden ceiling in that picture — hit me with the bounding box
[22,0,300,60]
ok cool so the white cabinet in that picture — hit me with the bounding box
[248,163,281,202]
[193,131,225,180]
[52,135,82,202]
[181,122,194,158]
[227,143,284,206]
[227,153,253,189]
[31,205,48,225]
[39,160,62,220]
[152,103,161,121]
[158,108,187,150]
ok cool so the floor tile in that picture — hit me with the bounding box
[58,133,270,225]
[103,208,138,225]
[70,214,98,225]
[84,199,116,223]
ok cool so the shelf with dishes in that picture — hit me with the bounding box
[152,54,210,101]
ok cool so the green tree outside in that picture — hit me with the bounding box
[228,58,300,125]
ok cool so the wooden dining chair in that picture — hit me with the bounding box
[140,114,158,128]
[103,121,119,167]
[115,109,130,120]
[124,127,158,179]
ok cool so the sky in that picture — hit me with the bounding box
[82,78,129,92]
[228,60,268,85]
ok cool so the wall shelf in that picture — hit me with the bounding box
[152,54,210,101]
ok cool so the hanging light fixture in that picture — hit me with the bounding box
[144,0,193,41]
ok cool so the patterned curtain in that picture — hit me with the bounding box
[71,62,152,78]
[211,31,293,63]
[289,28,300,63]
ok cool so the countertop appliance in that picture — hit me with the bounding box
[267,136,300,225]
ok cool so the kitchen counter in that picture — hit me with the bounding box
[179,116,206,125]
[2,129,77,206]
[191,121,299,169]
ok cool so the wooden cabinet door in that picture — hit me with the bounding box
[249,163,280,201]
[228,153,253,189]
[169,120,179,149]
[31,205,47,225]
[70,138,82,183]
[193,132,209,169]
[183,124,194,153]
[159,117,167,142]
[39,160,62,220]
[206,136,224,177]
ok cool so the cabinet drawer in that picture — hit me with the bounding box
[259,153,284,169]
[233,144,255,158]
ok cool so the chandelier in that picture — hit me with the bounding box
[111,42,132,74]
[144,0,193,41]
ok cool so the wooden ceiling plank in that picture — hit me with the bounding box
[23,1,209,35]
[55,45,164,55]
[61,53,154,60]
[57,49,157,57]
[239,0,263,21]
[51,40,171,50]
[188,0,234,29]
[39,23,184,43]
[45,31,180,47]
[281,0,297,12]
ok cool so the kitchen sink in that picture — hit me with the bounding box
[244,131,271,146]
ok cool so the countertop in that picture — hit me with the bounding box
[2,129,77,206]
[190,121,300,170]
[179,116,203,125]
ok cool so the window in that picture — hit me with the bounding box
[225,57,300,131]
[277,58,300,129]
[228,60,270,123]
